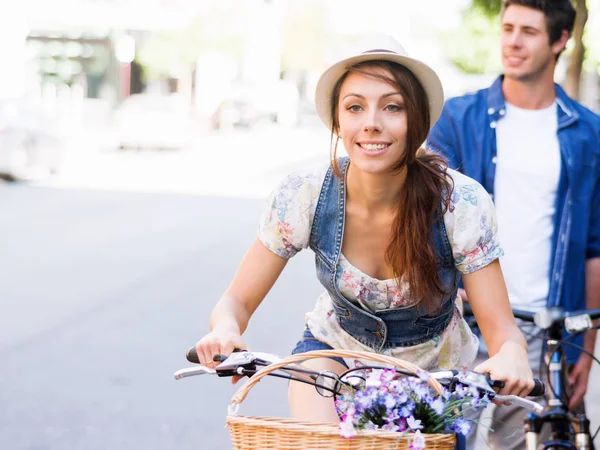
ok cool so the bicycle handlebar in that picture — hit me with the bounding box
[463,304,600,333]
[183,347,545,398]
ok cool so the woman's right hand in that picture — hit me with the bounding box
[194,328,248,368]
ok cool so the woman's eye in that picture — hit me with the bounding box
[385,104,404,112]
[347,105,362,112]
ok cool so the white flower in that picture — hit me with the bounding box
[407,415,423,430]
[365,370,383,387]
[430,397,445,415]
[339,418,357,439]
[410,429,426,449]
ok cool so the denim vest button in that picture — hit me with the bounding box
[487,107,495,115]
[492,156,497,164]
[490,121,497,129]
[499,108,506,116]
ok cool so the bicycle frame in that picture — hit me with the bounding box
[522,311,593,450]
[464,305,600,450]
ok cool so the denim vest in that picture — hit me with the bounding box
[309,157,460,352]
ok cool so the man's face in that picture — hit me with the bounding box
[500,5,565,82]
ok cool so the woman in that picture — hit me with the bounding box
[195,35,534,423]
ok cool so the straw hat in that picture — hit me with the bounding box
[314,34,444,131]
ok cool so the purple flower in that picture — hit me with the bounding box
[398,402,415,418]
[384,408,401,424]
[382,422,400,432]
[454,418,473,436]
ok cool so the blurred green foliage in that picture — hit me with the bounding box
[471,0,502,16]
[442,8,502,74]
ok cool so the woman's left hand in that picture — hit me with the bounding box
[474,340,535,400]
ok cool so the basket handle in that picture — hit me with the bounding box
[230,349,444,406]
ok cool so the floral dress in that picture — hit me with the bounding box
[258,162,503,371]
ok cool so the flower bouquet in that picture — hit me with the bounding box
[335,369,491,449]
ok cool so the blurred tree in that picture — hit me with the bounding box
[564,0,588,99]
[442,8,502,74]
[471,0,502,15]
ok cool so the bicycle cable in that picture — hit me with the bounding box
[238,369,342,396]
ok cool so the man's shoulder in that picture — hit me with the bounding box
[570,100,600,128]
[557,87,600,130]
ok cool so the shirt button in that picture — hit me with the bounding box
[490,121,497,128]
[492,156,498,164]
[487,107,495,115]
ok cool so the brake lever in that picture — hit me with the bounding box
[174,366,217,380]
[494,394,544,413]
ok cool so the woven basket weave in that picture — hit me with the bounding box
[226,349,456,450]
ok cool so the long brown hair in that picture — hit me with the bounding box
[330,60,454,312]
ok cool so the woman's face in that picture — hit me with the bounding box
[337,68,408,175]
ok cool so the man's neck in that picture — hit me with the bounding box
[502,75,556,110]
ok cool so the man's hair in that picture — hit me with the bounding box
[503,0,576,44]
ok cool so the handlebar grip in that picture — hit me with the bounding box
[185,347,243,365]
[186,347,200,364]
[529,378,545,397]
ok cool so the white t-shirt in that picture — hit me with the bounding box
[494,101,560,311]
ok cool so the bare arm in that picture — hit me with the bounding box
[462,259,533,397]
[583,257,600,355]
[210,238,288,334]
[462,259,526,355]
[568,257,600,408]
[196,238,288,366]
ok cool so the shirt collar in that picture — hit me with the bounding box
[486,75,579,128]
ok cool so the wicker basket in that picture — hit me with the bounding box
[226,349,456,450]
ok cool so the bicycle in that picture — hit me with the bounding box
[463,303,600,450]
[174,347,545,450]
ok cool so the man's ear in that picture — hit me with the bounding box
[552,29,570,56]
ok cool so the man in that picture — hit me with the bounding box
[427,0,600,448]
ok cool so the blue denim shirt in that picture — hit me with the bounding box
[308,157,460,352]
[427,76,600,363]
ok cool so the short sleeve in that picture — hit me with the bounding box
[257,169,322,259]
[444,173,504,274]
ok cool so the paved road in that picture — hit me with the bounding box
[0,183,325,450]
[1,127,598,449]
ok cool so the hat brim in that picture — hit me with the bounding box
[314,52,444,132]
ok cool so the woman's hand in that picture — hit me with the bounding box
[195,328,248,383]
[474,340,535,400]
